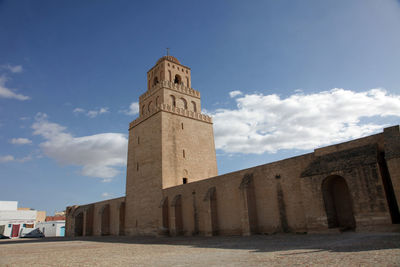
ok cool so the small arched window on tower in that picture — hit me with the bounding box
[168,70,172,81]
[180,98,188,109]
[153,76,159,87]
[186,76,189,87]
[170,95,176,108]
[174,74,182,85]
[191,101,197,112]
[148,101,153,112]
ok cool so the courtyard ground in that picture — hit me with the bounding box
[0,232,399,266]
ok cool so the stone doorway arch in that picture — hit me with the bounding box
[119,202,125,236]
[101,204,110,236]
[322,175,356,230]
[74,212,84,236]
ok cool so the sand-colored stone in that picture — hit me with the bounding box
[65,56,400,238]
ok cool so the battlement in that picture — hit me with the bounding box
[140,80,200,102]
[129,103,212,129]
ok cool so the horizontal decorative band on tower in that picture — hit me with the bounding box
[129,103,212,129]
[140,80,200,102]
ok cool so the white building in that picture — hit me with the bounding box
[36,221,65,237]
[0,201,37,237]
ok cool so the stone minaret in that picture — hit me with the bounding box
[125,55,218,235]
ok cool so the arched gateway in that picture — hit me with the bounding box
[322,175,356,230]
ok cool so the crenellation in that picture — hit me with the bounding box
[130,103,212,129]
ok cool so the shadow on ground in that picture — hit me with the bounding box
[1,232,399,254]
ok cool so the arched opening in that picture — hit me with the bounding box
[148,101,153,112]
[168,70,172,81]
[119,202,125,236]
[74,212,84,236]
[153,76,159,86]
[142,105,145,115]
[170,95,176,107]
[174,74,182,84]
[191,101,197,112]
[172,195,183,235]
[179,98,187,109]
[85,205,94,236]
[161,197,169,235]
[322,175,356,231]
[101,204,110,236]
[186,76,189,87]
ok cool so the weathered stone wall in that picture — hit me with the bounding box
[65,197,125,237]
[125,112,163,236]
[161,153,313,236]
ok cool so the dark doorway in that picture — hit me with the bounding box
[322,175,356,230]
[74,212,84,236]
[119,202,125,236]
[162,198,169,235]
[209,189,218,235]
[85,206,94,236]
[101,204,110,236]
[173,195,183,235]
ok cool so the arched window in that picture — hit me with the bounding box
[168,70,172,81]
[191,101,197,112]
[180,98,188,109]
[148,101,152,112]
[153,76,159,86]
[186,76,189,87]
[174,74,182,84]
[170,95,176,107]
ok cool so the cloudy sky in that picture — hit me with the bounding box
[1,0,400,214]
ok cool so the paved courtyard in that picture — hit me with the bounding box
[1,232,399,266]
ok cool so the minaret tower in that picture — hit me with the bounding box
[125,55,218,235]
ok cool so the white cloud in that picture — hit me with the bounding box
[0,155,15,163]
[73,108,85,113]
[32,113,128,179]
[74,107,109,118]
[10,138,32,145]
[0,154,31,163]
[229,90,243,98]
[211,88,400,154]
[1,64,23,73]
[101,192,112,198]
[0,75,30,101]
[123,102,139,115]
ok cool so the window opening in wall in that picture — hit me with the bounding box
[168,70,172,81]
[174,75,182,84]
[137,136,140,144]
[183,149,186,158]
[192,101,197,112]
[170,95,176,107]
[153,76,159,86]
[186,77,189,87]
[183,178,188,184]
[181,123,184,130]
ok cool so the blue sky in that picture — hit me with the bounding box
[1,0,400,215]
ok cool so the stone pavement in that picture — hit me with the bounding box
[0,232,399,266]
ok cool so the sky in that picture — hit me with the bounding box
[1,0,400,215]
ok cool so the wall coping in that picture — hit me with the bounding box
[129,103,213,129]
